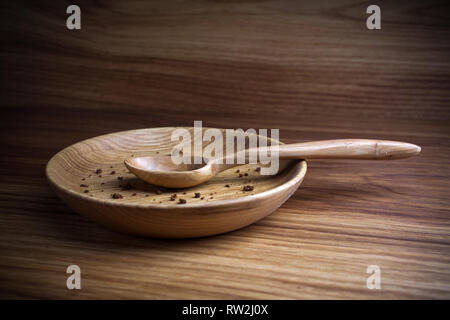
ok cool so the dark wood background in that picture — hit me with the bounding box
[1,0,449,299]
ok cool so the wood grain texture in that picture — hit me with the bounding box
[0,0,449,299]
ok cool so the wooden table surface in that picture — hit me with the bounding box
[1,0,449,299]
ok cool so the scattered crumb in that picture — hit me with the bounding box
[255,167,261,172]
[101,182,104,185]
[121,183,133,191]
[145,195,149,197]
[111,193,123,199]
[225,184,230,187]
[111,171,116,174]
[182,192,186,195]
[194,193,201,198]
[80,184,88,187]
[81,178,85,181]
[132,193,137,196]
[178,198,186,204]
[117,176,123,180]
[101,190,104,192]
[244,173,248,176]
[243,185,254,192]
[239,174,243,178]
[110,166,113,168]
[155,189,163,195]
[95,169,102,174]
[98,175,102,178]
[200,197,205,200]
[170,194,177,201]
[83,190,89,193]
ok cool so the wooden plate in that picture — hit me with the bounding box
[46,128,307,238]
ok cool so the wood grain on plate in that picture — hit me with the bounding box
[0,0,449,299]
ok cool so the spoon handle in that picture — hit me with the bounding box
[216,139,421,167]
[275,139,421,160]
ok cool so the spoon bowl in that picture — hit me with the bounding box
[125,156,214,188]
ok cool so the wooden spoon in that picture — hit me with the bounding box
[124,139,421,188]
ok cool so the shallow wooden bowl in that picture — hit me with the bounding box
[46,128,307,238]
